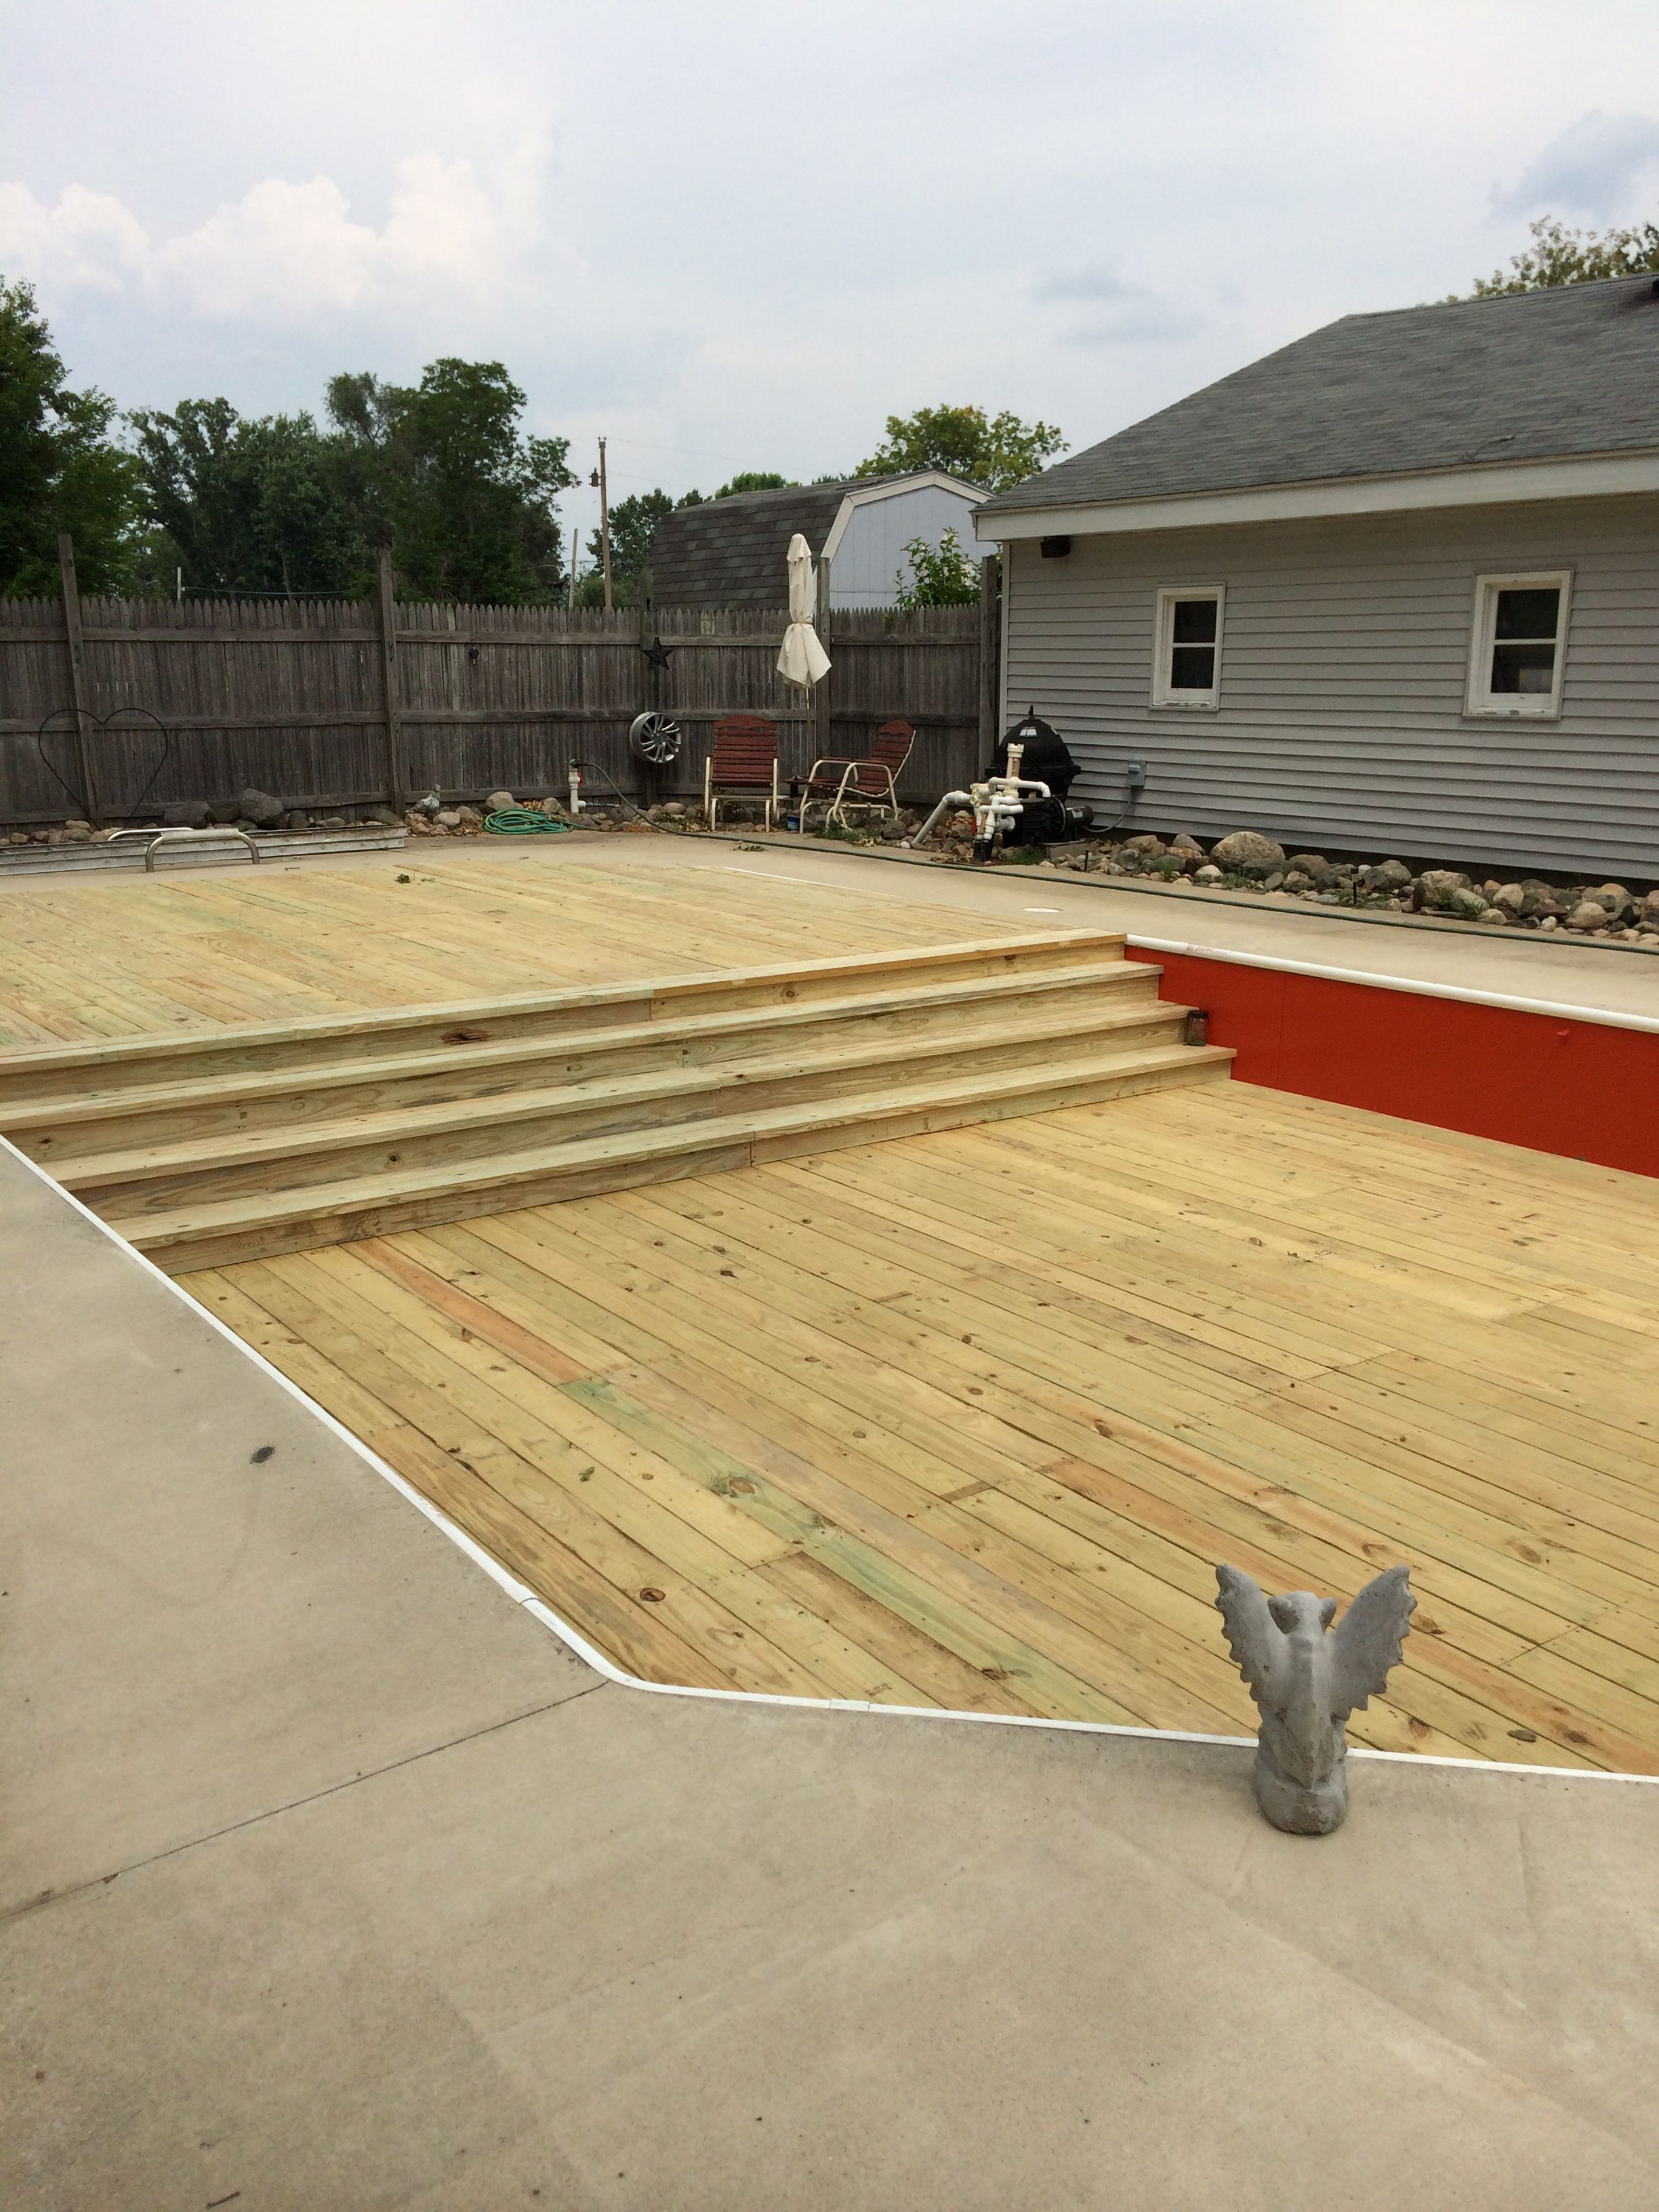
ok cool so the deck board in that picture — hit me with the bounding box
[182,1082,1659,1774]
[0,851,1029,1048]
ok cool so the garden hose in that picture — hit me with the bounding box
[483,808,571,835]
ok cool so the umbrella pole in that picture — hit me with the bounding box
[813,554,832,769]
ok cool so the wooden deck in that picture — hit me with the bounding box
[182,1082,1659,1776]
[0,851,1030,1048]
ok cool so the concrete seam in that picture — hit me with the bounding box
[0,1682,609,1925]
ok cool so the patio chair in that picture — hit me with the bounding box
[796,720,916,833]
[704,714,781,831]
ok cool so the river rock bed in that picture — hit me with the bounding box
[916,813,1659,947]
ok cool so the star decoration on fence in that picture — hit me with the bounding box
[640,635,676,672]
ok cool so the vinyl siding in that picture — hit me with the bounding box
[1002,493,1659,877]
[832,485,986,608]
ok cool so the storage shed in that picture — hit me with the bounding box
[649,473,989,610]
[974,274,1659,877]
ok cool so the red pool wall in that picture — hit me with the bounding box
[1125,947,1659,1179]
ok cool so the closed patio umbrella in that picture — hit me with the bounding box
[777,532,831,689]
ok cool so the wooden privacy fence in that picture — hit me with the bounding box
[0,544,998,825]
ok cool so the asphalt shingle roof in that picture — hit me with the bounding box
[980,274,1659,516]
[647,478,880,605]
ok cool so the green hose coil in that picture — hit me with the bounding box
[483,808,571,835]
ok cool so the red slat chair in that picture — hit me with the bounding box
[704,714,781,831]
[797,720,916,832]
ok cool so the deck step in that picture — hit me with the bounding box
[62,1002,1193,1216]
[8,959,1163,1155]
[110,1042,1235,1271]
[0,930,1127,1102]
[0,927,1233,1267]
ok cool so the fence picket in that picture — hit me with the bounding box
[0,595,983,822]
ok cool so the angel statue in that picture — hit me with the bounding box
[1214,1563,1416,1834]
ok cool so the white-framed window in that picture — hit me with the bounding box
[1465,571,1572,718]
[1151,586,1225,708]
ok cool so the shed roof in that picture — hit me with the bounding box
[979,274,1659,518]
[646,473,982,605]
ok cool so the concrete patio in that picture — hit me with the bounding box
[4,1141,1658,2211]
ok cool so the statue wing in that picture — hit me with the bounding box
[1330,1565,1415,1719]
[1214,1564,1284,1703]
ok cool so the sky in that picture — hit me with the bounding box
[5,0,1659,554]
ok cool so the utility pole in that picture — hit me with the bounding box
[598,437,613,611]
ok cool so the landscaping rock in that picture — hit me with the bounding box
[1592,882,1634,921]
[161,800,213,830]
[368,805,401,828]
[283,809,310,831]
[1475,907,1509,925]
[239,787,287,830]
[1361,859,1412,893]
[209,800,242,823]
[60,819,94,843]
[1193,863,1222,886]
[1417,868,1472,909]
[1281,870,1313,894]
[434,808,463,830]
[1492,882,1527,915]
[1286,853,1332,885]
[1114,833,1168,874]
[485,790,516,814]
[1567,900,1610,932]
[1211,830,1286,876]
[1169,834,1206,859]
[455,806,483,832]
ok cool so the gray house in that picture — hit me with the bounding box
[650,473,989,609]
[974,274,1659,876]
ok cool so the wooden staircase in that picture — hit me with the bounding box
[0,930,1231,1271]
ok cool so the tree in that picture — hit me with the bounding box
[894,527,980,611]
[1456,213,1659,298]
[583,487,673,606]
[327,359,577,602]
[0,276,144,596]
[715,472,796,497]
[130,397,369,594]
[855,404,1066,493]
[132,359,577,602]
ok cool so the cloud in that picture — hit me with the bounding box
[0,137,562,321]
[1494,109,1659,220]
[0,181,148,292]
[1035,266,1139,304]
[1033,264,1202,346]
